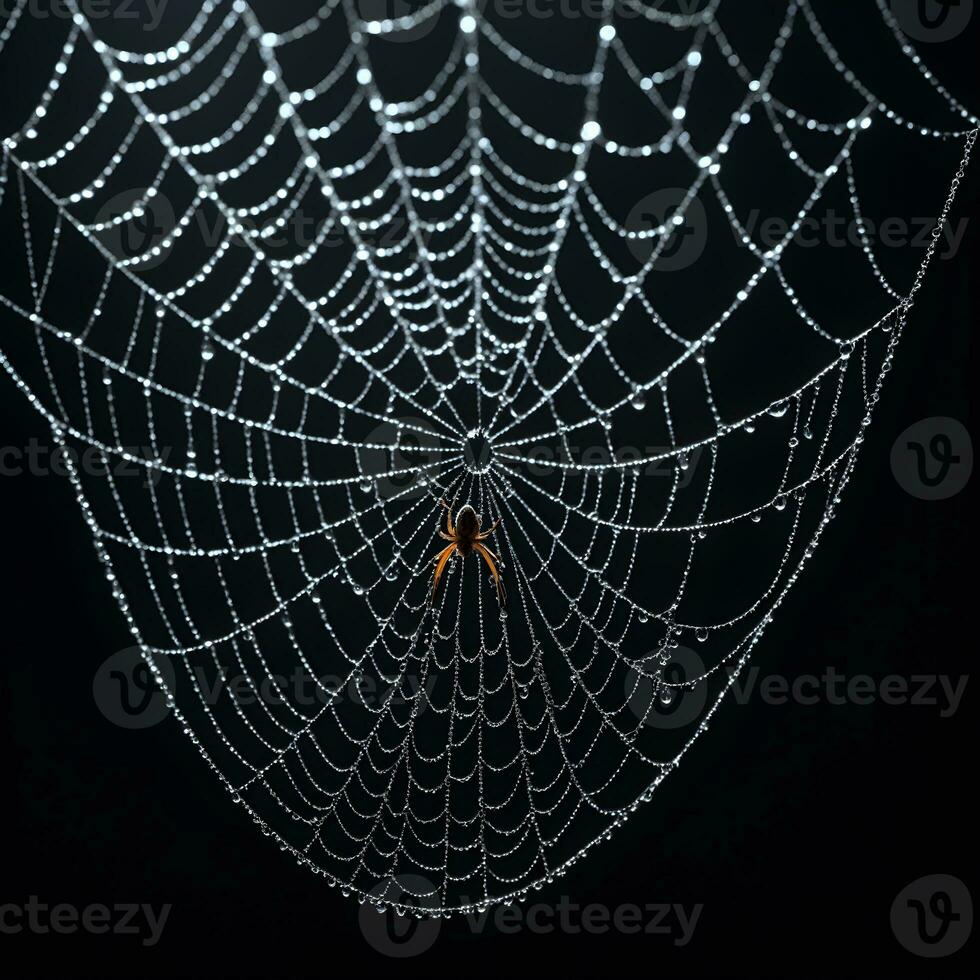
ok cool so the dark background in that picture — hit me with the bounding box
[0,1,976,976]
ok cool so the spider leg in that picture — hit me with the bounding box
[478,542,502,564]
[431,544,456,599]
[438,531,456,542]
[476,517,501,540]
[439,497,455,536]
[474,542,506,607]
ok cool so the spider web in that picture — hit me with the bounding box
[0,0,975,916]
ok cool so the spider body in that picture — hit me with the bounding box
[431,500,506,605]
[451,504,480,555]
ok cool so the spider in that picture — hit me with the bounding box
[431,498,506,606]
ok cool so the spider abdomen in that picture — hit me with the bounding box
[454,505,479,547]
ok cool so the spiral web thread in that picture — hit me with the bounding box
[0,0,975,915]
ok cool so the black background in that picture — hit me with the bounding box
[0,1,977,977]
